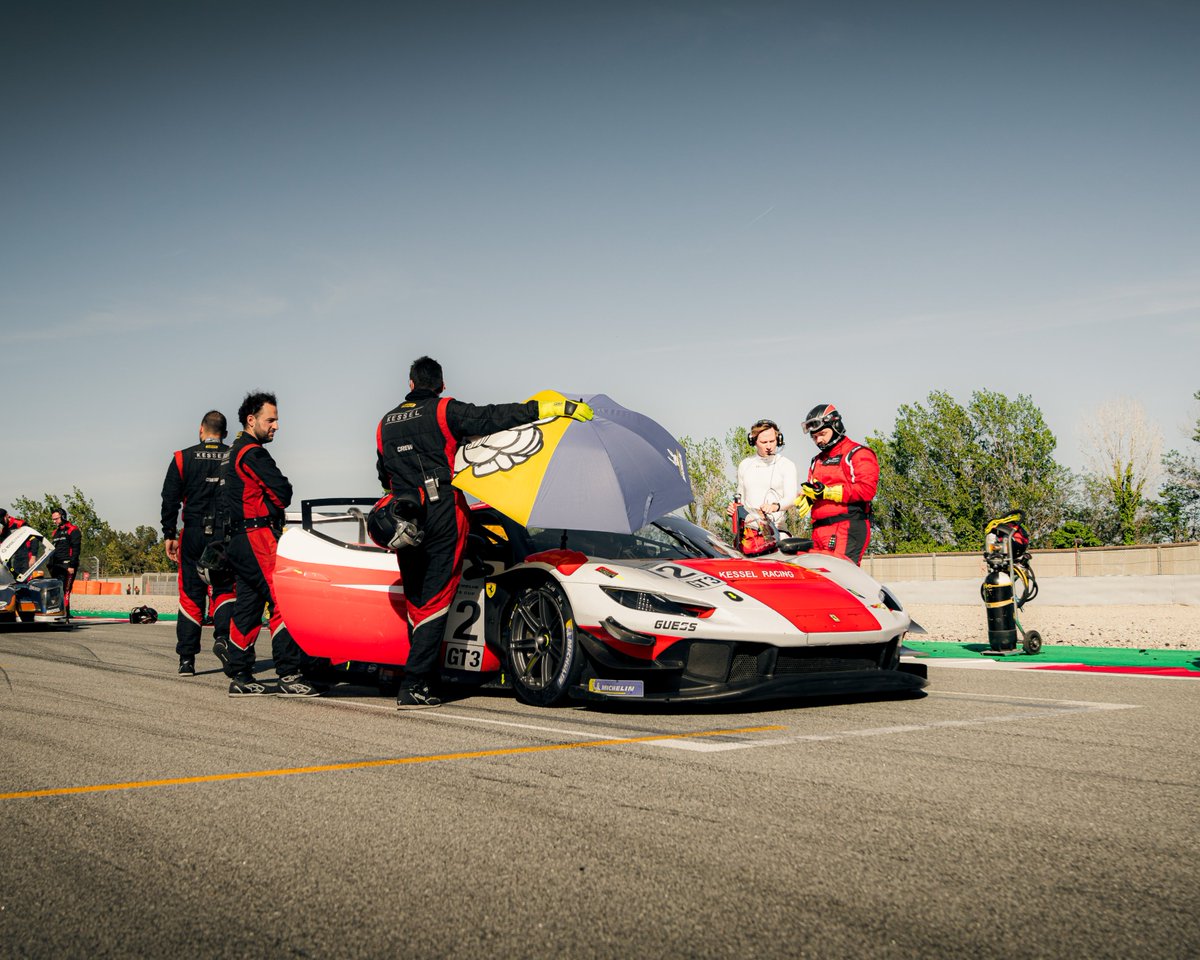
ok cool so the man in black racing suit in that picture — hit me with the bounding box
[48,508,82,619]
[376,355,592,709]
[160,410,235,675]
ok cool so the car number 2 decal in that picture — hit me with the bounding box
[443,580,486,671]
[649,562,722,590]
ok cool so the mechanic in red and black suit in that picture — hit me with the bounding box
[796,403,879,565]
[48,508,81,618]
[160,410,235,676]
[0,509,37,577]
[221,391,321,698]
[376,356,593,709]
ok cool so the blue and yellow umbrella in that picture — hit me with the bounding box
[451,391,693,534]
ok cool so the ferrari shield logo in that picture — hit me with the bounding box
[486,582,497,598]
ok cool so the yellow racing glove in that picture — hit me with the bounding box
[802,481,844,503]
[539,399,594,422]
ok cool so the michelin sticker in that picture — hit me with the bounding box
[588,678,645,697]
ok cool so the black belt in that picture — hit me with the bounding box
[811,507,870,529]
[228,517,277,533]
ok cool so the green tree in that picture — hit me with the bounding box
[1047,519,1102,549]
[1079,397,1161,545]
[12,487,115,575]
[679,434,735,537]
[868,390,1069,553]
[1152,449,1200,542]
[9,488,170,577]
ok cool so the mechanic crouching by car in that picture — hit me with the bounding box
[160,409,236,676]
[222,391,322,698]
[376,355,593,710]
[48,508,81,619]
[796,403,878,565]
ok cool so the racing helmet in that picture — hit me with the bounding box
[197,541,231,586]
[367,494,398,549]
[803,403,844,451]
[129,605,159,624]
[367,492,425,551]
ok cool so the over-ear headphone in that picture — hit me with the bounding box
[746,419,784,448]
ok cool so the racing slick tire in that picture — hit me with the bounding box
[503,580,585,707]
[1022,630,1043,656]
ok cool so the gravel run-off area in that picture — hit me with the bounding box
[904,603,1200,651]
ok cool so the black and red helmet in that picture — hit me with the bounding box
[367,492,425,551]
[803,403,844,450]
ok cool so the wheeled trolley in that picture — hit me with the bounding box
[981,512,1043,656]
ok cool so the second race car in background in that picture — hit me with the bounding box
[0,527,68,626]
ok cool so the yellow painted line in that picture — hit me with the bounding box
[0,725,785,801]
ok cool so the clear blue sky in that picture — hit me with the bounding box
[3,1,1198,531]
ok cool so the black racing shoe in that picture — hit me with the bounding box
[228,673,270,697]
[395,684,442,710]
[276,674,326,697]
[178,656,196,676]
[212,638,229,667]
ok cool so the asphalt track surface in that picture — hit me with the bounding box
[1,622,1197,959]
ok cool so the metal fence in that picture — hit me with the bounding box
[863,541,1200,581]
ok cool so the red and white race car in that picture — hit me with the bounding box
[276,499,926,706]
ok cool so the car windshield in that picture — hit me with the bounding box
[513,514,742,562]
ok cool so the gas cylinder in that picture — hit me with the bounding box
[982,568,1018,650]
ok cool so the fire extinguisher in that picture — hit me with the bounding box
[981,567,1018,651]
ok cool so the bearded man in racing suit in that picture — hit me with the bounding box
[797,403,878,565]
[221,391,320,698]
[376,355,593,709]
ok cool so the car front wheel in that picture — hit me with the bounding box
[504,581,584,707]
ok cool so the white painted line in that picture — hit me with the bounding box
[932,690,1139,709]
[926,659,1199,680]
[645,694,1139,752]
[312,691,1138,755]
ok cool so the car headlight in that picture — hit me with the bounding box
[600,587,713,618]
[879,586,903,612]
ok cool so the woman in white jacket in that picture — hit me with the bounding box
[736,419,799,533]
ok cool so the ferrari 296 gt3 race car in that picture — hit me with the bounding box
[275,499,926,706]
[0,527,68,625]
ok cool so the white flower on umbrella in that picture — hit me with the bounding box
[455,420,549,478]
[667,447,687,483]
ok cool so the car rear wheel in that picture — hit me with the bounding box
[504,581,584,707]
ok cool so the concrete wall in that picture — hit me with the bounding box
[886,574,1200,606]
[863,541,1200,581]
